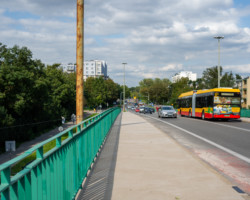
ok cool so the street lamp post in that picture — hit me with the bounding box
[120,92,123,106]
[147,92,149,105]
[122,63,127,112]
[214,36,224,88]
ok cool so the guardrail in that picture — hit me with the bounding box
[0,107,121,200]
[241,109,250,118]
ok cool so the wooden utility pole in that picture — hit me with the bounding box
[76,0,84,124]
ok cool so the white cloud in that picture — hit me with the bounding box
[224,64,250,73]
[1,0,250,86]
[160,64,183,71]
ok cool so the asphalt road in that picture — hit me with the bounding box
[130,109,250,194]
[135,110,250,160]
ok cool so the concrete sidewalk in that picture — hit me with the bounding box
[241,117,250,123]
[111,112,245,200]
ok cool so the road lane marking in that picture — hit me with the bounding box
[181,116,250,133]
[143,114,250,164]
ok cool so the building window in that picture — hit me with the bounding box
[91,71,94,74]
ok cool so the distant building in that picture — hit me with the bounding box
[59,60,108,80]
[84,60,108,80]
[60,63,76,73]
[236,77,250,109]
[172,71,197,83]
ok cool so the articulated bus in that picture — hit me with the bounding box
[177,88,241,120]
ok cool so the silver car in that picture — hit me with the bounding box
[158,106,177,118]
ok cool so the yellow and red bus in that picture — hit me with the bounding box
[177,88,241,119]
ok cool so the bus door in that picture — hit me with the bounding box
[192,93,196,117]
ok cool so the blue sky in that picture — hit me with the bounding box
[1,0,250,87]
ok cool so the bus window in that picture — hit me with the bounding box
[196,97,201,108]
[207,96,213,107]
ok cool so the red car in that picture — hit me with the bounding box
[135,108,140,112]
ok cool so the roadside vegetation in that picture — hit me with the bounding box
[133,67,241,107]
[0,43,121,153]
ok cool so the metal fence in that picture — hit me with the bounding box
[241,109,250,118]
[0,107,121,200]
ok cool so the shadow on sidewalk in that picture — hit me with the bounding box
[76,113,122,200]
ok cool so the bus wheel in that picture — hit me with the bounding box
[202,111,205,120]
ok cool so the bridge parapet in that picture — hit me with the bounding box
[0,107,121,200]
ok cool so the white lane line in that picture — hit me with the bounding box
[183,116,250,133]
[144,115,250,164]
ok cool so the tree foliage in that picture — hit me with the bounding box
[0,44,74,152]
[139,78,171,104]
[84,77,121,108]
[169,77,192,106]
[200,66,235,89]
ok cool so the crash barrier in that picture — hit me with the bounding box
[0,107,121,200]
[241,109,250,118]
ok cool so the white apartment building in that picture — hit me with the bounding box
[84,60,108,80]
[60,60,108,80]
[172,71,197,83]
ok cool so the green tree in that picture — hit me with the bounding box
[84,77,121,108]
[221,71,235,87]
[138,78,171,104]
[44,64,76,120]
[0,43,77,152]
[201,66,235,88]
[169,77,192,107]
[201,66,221,89]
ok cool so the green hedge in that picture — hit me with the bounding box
[241,109,250,118]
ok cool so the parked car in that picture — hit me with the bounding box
[143,107,152,114]
[135,107,140,112]
[158,106,177,118]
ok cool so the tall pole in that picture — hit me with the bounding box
[214,36,224,88]
[122,63,127,112]
[76,0,84,124]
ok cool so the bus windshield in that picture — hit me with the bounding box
[214,96,240,105]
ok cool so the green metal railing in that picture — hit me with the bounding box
[0,107,121,200]
[241,109,250,117]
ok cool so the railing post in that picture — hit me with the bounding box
[69,130,73,138]
[1,167,10,200]
[56,136,61,147]
[36,147,43,159]
[77,125,81,133]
